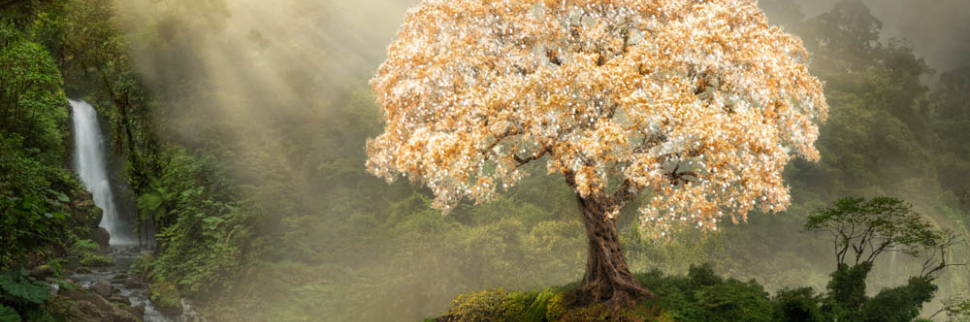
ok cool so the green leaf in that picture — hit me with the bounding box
[202,216,225,226]
[0,271,50,304]
[137,193,163,212]
[0,304,21,322]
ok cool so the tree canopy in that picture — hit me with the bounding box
[368,0,828,234]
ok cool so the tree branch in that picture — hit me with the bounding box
[514,145,550,167]
[920,233,966,280]
[483,128,523,161]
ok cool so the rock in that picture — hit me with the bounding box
[109,295,129,304]
[50,289,141,322]
[30,264,55,280]
[71,192,102,228]
[130,304,145,319]
[91,281,113,298]
[93,227,111,249]
[81,253,115,267]
[124,278,146,289]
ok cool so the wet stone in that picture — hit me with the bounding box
[91,280,113,298]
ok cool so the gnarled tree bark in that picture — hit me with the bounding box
[576,195,654,306]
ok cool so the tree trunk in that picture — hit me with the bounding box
[576,195,654,306]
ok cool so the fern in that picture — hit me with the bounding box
[0,271,50,305]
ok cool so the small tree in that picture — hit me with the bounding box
[805,197,965,320]
[806,197,942,269]
[368,0,828,306]
[806,197,962,276]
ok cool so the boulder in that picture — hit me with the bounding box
[29,264,55,280]
[91,281,113,298]
[50,289,141,322]
[130,304,145,319]
[124,278,146,289]
[71,192,102,228]
[93,227,111,249]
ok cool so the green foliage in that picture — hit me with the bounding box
[806,197,937,252]
[0,271,50,305]
[445,289,530,321]
[129,251,155,279]
[436,261,943,322]
[808,197,952,321]
[70,240,113,267]
[70,239,98,253]
[635,265,773,322]
[0,304,21,322]
[436,266,781,322]
[79,254,114,267]
[824,263,872,316]
[148,281,182,314]
[0,22,68,160]
[861,277,937,322]
[0,20,85,268]
[773,288,824,322]
[143,147,252,295]
[439,287,658,322]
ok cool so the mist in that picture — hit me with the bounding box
[102,0,970,320]
[787,0,970,72]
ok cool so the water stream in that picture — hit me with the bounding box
[70,246,173,322]
[70,100,202,322]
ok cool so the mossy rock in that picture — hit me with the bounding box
[71,240,100,254]
[440,289,531,321]
[149,281,183,316]
[79,254,114,267]
[71,240,114,267]
[48,289,140,322]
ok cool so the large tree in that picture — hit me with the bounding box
[367,0,827,306]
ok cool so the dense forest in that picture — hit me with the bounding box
[1,0,969,321]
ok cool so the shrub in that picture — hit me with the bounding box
[773,288,824,322]
[861,277,937,322]
[148,281,182,315]
[444,289,529,321]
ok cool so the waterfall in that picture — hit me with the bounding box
[71,100,134,245]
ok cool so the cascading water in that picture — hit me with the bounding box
[71,100,202,322]
[71,99,134,245]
